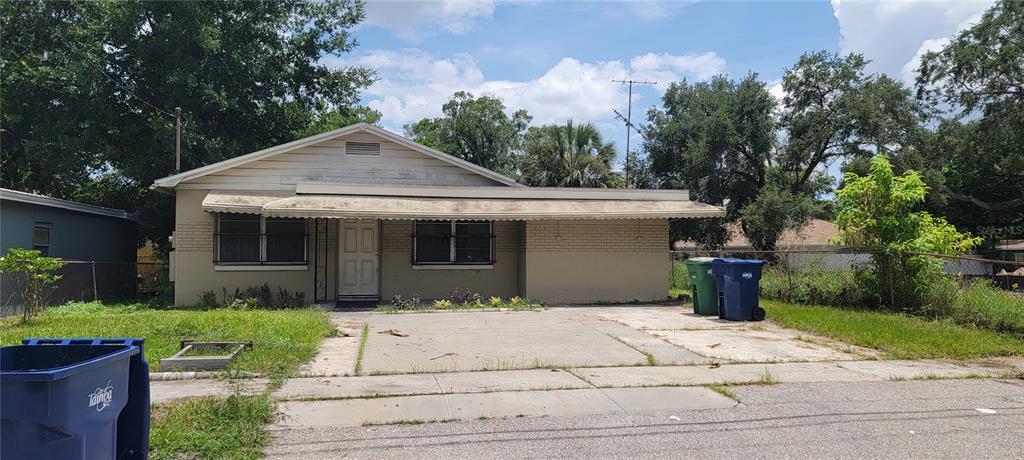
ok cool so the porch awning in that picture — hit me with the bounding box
[201,192,290,214]
[203,191,725,220]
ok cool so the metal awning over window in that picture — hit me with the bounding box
[202,191,725,220]
[201,192,290,214]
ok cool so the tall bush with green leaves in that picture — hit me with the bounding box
[0,248,64,322]
[833,155,981,310]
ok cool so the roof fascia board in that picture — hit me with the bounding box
[297,182,689,201]
[0,188,134,220]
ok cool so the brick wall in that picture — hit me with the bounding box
[173,220,215,251]
[525,219,666,252]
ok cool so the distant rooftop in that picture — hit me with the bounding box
[674,219,838,250]
[998,239,1024,251]
[0,188,134,220]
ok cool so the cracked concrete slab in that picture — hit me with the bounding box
[150,378,269,404]
[578,315,711,365]
[710,362,883,383]
[575,362,883,388]
[579,306,749,330]
[649,329,864,362]
[443,389,622,420]
[835,360,996,380]
[599,386,736,412]
[299,316,365,376]
[275,394,451,428]
[360,311,648,374]
[432,369,588,393]
[299,336,360,376]
[273,386,737,428]
[276,374,441,400]
[576,365,724,387]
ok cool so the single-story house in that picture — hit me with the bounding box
[0,188,138,314]
[151,123,724,306]
[0,188,137,261]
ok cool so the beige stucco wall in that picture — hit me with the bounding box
[522,219,669,303]
[172,189,315,305]
[379,220,522,300]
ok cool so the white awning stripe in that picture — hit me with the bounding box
[201,192,726,220]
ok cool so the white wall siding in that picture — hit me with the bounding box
[182,132,505,189]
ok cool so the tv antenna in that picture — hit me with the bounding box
[612,79,655,187]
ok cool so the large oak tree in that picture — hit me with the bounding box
[1,0,374,248]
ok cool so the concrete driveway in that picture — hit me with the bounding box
[311,305,877,376]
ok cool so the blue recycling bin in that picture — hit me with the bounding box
[711,258,766,321]
[1,338,150,460]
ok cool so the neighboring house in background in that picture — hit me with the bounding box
[672,218,993,276]
[0,188,136,260]
[997,240,1024,263]
[0,188,138,314]
[151,123,725,306]
[673,219,839,251]
[672,219,869,272]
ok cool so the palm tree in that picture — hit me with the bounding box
[520,120,619,188]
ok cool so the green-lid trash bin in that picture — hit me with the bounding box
[684,257,718,315]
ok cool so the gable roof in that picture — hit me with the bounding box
[151,123,521,192]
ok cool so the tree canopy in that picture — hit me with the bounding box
[916,0,1023,114]
[642,73,780,248]
[404,91,531,177]
[640,51,925,250]
[519,120,619,188]
[1,0,374,248]
[834,155,980,308]
[913,0,1024,245]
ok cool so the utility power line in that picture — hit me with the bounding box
[66,42,187,173]
[612,79,655,188]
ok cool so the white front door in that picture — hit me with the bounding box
[338,219,379,297]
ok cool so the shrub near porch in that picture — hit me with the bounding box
[0,301,333,377]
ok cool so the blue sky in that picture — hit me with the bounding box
[333,0,995,169]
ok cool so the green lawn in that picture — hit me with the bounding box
[150,394,274,460]
[0,302,333,377]
[763,299,1024,360]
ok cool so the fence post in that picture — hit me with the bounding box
[91,261,98,301]
[786,252,793,303]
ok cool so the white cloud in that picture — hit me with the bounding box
[767,79,785,103]
[628,1,696,19]
[831,0,993,82]
[900,37,951,83]
[336,49,727,128]
[363,0,495,41]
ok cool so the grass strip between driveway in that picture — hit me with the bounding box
[0,302,334,378]
[763,300,1024,360]
[149,393,274,460]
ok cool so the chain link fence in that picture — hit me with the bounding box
[1,261,169,317]
[670,249,1024,306]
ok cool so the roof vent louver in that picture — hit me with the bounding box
[345,141,381,155]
